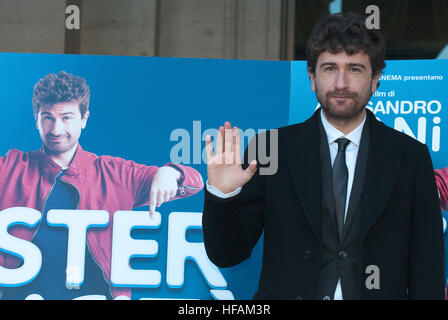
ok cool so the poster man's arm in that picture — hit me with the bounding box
[148,166,180,217]
[434,167,448,210]
[0,153,7,177]
[130,161,204,216]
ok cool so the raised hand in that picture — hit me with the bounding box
[205,121,257,194]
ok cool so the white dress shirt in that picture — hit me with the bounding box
[206,109,367,300]
[320,109,366,300]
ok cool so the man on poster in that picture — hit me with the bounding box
[202,12,445,299]
[0,71,203,299]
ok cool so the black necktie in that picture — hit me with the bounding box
[332,138,350,240]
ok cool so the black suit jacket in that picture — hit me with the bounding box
[202,108,445,300]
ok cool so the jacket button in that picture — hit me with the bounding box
[303,250,312,259]
[338,251,348,259]
[178,185,186,196]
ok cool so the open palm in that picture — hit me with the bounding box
[205,121,257,194]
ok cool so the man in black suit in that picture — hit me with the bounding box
[202,12,445,300]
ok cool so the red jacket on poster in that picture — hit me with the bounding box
[435,168,448,211]
[0,144,203,298]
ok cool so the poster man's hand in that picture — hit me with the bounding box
[149,166,180,217]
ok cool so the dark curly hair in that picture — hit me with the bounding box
[306,12,386,77]
[32,71,90,118]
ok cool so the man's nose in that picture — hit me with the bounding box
[50,118,64,135]
[335,70,349,90]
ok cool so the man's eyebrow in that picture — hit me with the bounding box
[319,62,367,70]
[319,62,337,69]
[347,63,367,70]
[40,111,76,116]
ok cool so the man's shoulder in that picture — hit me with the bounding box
[254,121,309,143]
[82,149,144,169]
[3,148,24,157]
[244,114,318,157]
[373,117,427,151]
[2,148,40,162]
[277,121,308,135]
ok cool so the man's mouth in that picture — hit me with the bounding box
[47,136,67,142]
[327,90,356,100]
[330,97,353,104]
[330,95,354,99]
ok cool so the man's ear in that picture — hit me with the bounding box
[308,69,316,92]
[81,111,90,129]
[35,113,39,130]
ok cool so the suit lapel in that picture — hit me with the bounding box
[287,110,322,241]
[359,111,401,243]
[342,113,370,241]
[285,109,401,243]
[318,115,338,235]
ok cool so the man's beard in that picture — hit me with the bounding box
[43,134,76,155]
[316,84,373,121]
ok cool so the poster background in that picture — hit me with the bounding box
[0,53,447,299]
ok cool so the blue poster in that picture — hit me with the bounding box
[0,53,447,299]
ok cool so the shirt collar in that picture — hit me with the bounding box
[39,144,83,177]
[320,109,366,148]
